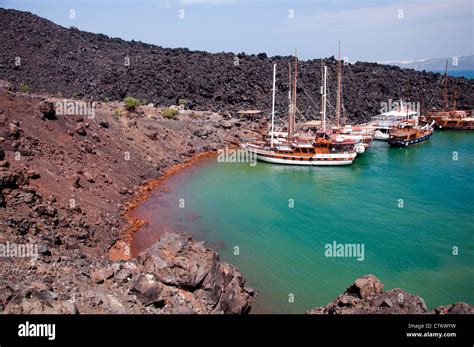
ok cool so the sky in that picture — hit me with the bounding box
[1,0,473,62]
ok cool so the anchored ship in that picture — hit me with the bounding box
[388,119,434,147]
[425,60,474,130]
[426,110,474,130]
[359,101,419,141]
[241,57,363,166]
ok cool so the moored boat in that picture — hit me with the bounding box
[241,131,361,165]
[425,61,474,130]
[359,101,419,141]
[330,125,374,148]
[388,120,434,147]
[241,56,361,166]
[426,111,474,130]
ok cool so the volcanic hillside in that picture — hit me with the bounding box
[1,8,473,123]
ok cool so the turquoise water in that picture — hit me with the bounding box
[132,132,474,313]
[431,70,474,79]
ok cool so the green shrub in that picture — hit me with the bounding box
[113,108,123,117]
[71,92,80,99]
[20,83,30,93]
[123,96,141,111]
[162,107,179,119]
[178,98,187,106]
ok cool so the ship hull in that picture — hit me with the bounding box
[435,124,474,130]
[240,144,356,166]
[388,133,432,147]
[255,153,354,166]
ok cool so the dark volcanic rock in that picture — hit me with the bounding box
[139,233,255,314]
[37,100,56,119]
[307,275,473,314]
[1,8,472,124]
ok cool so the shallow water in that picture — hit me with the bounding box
[131,131,474,313]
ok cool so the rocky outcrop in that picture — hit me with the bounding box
[307,275,473,314]
[0,86,256,314]
[135,233,255,313]
[1,9,473,124]
[1,233,255,314]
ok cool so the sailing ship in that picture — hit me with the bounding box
[331,125,374,148]
[388,118,434,147]
[241,57,363,166]
[426,110,474,130]
[425,61,474,130]
[328,42,374,148]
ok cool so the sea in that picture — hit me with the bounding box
[432,70,474,79]
[131,131,474,314]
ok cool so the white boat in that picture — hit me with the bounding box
[360,102,419,141]
[241,59,361,166]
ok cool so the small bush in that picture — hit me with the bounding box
[20,83,30,93]
[113,108,123,117]
[162,107,179,119]
[123,96,140,111]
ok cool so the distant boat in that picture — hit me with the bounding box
[425,60,474,130]
[426,110,474,130]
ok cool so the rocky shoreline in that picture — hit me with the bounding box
[0,84,257,313]
[1,8,473,315]
[1,86,473,314]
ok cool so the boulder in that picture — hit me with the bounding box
[347,274,383,299]
[38,100,56,119]
[139,232,255,314]
[75,122,87,136]
[434,302,474,314]
[130,274,163,306]
[91,266,114,284]
[305,275,470,315]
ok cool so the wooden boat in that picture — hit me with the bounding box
[388,120,434,147]
[241,57,361,166]
[331,125,374,148]
[426,110,474,130]
[359,101,418,141]
[241,131,360,165]
[425,61,473,130]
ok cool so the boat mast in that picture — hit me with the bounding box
[289,51,297,139]
[322,65,328,131]
[336,41,342,127]
[271,64,276,148]
[288,62,292,138]
[443,59,449,111]
[320,59,324,128]
[452,87,457,111]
